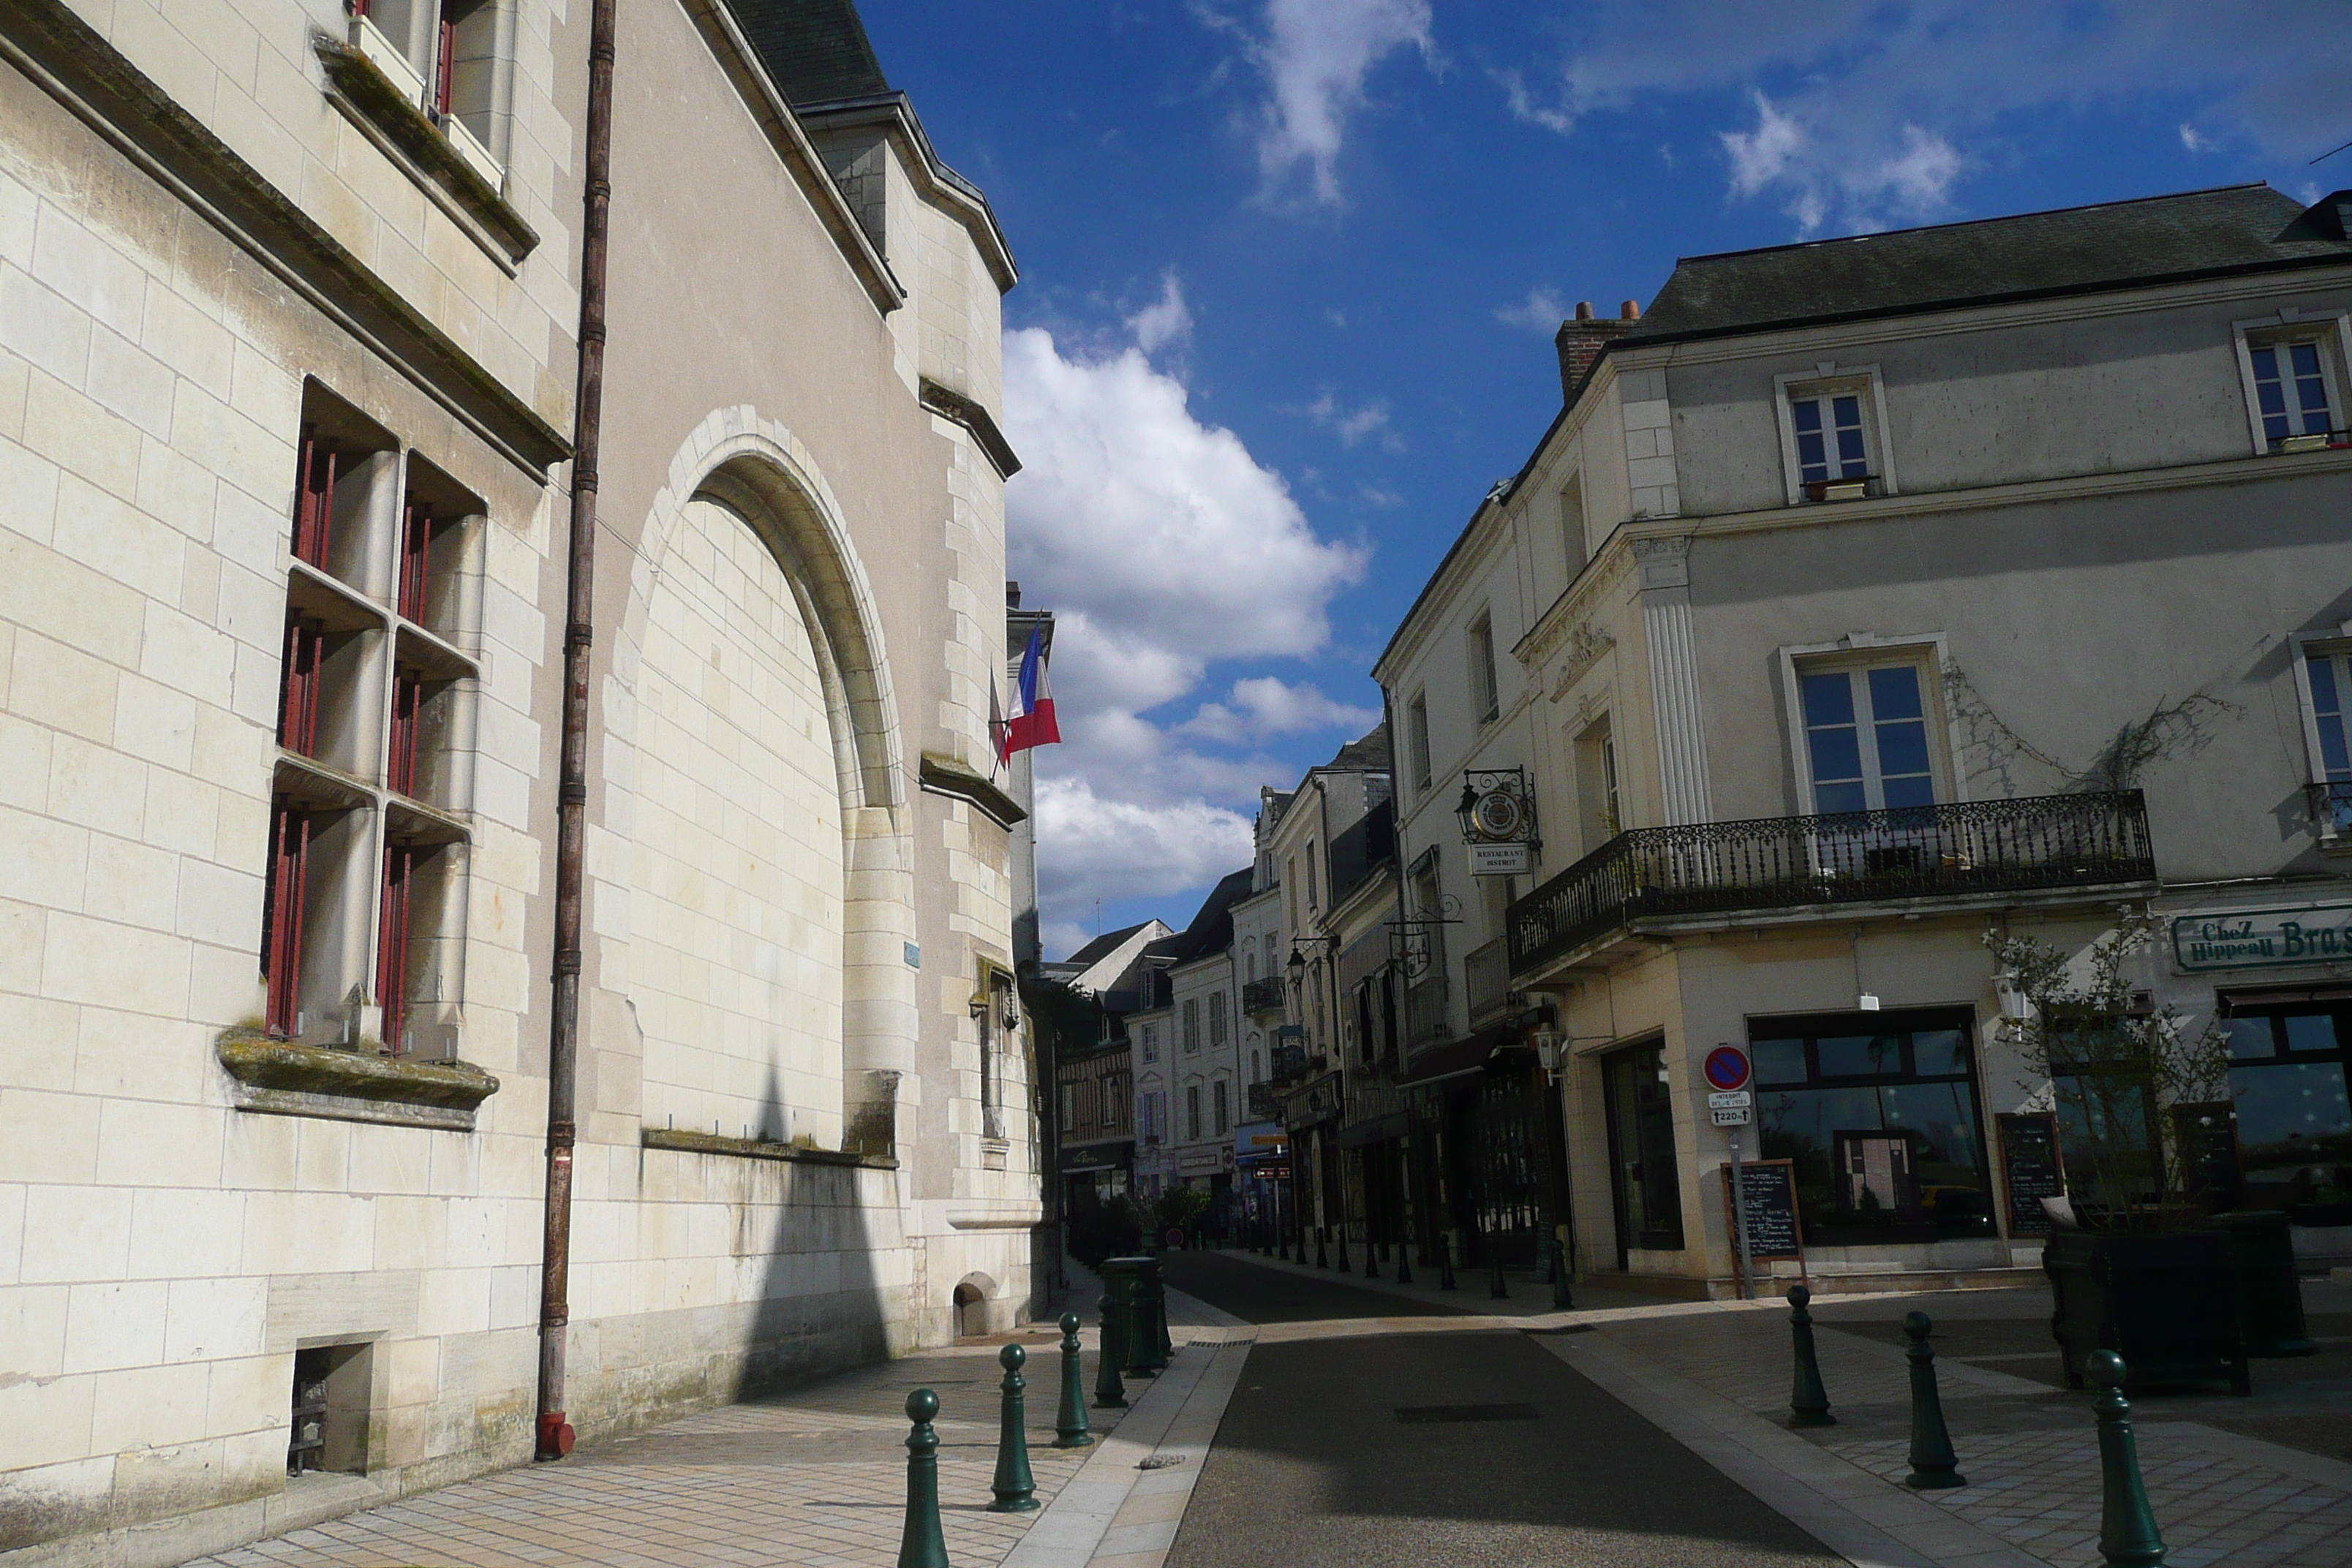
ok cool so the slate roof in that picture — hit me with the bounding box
[727,0,889,105]
[1063,921,1153,970]
[1146,868,1256,966]
[1632,184,2351,344]
[1325,723,1390,773]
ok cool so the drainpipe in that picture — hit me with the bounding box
[535,0,615,1463]
[1380,683,1425,1267]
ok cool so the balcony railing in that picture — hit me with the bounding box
[1403,973,1451,1054]
[1464,936,1513,1025]
[1243,976,1287,1016]
[1508,790,2156,978]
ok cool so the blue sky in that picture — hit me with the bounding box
[856,1,2352,960]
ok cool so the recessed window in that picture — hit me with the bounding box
[2251,338,2340,448]
[1558,472,1586,576]
[1407,692,1432,790]
[1183,998,1200,1053]
[2299,645,2352,837]
[1469,613,1500,723]
[261,380,482,1056]
[1797,660,1937,815]
[1776,370,1891,503]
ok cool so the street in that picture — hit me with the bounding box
[1158,1254,1842,1567]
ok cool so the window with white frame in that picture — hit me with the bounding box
[1794,657,1941,815]
[1776,371,1891,503]
[1139,1022,1158,1063]
[2298,642,2352,836]
[350,0,513,183]
[1305,843,1319,911]
[2249,333,2344,450]
[1469,612,1500,723]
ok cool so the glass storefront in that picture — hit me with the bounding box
[1751,1009,1994,1244]
[2225,1003,2352,1219]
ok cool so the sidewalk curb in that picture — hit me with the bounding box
[1000,1332,1254,1568]
[1534,1330,2046,1568]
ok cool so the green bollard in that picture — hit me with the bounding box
[1787,1284,1836,1428]
[1124,1268,1167,1377]
[897,1389,951,1568]
[1315,1226,1328,1268]
[1093,1292,1128,1409]
[1395,1239,1413,1286]
[1363,1232,1379,1278]
[1334,1226,1349,1273]
[989,1345,1039,1512]
[1437,1234,1458,1292]
[1551,1232,1575,1310]
[1054,1312,1093,1448]
[2089,1351,2169,1567]
[1901,1312,1964,1489]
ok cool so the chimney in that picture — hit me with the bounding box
[1553,298,1643,404]
[1006,580,1022,609]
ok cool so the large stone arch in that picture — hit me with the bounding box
[606,410,918,1151]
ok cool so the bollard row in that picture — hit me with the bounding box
[1780,1287,2172,1567]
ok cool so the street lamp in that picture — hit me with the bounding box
[1285,945,1307,997]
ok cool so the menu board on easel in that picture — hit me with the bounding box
[1996,1112,2065,1237]
[1722,1159,1803,1297]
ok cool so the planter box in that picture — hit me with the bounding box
[2043,1229,2248,1394]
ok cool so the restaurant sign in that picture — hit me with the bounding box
[2171,901,2352,973]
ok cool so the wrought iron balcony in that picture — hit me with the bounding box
[1403,973,1451,1054]
[1464,936,1513,1026]
[1242,976,1287,1016]
[1508,790,2157,979]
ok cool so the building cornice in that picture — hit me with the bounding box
[0,0,571,476]
[679,0,904,317]
[920,377,1021,478]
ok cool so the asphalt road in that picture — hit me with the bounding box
[1160,1252,1841,1568]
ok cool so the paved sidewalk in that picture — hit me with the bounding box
[1564,1278,2352,1568]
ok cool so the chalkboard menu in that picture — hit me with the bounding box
[1996,1112,2065,1237]
[1721,1159,1803,1261]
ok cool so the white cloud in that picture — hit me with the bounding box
[1496,67,1574,133]
[1295,388,1403,450]
[1003,325,1368,935]
[1179,677,1382,745]
[1507,1,2352,235]
[1215,0,1437,206]
[1125,270,1194,354]
[1495,285,1569,333]
[1032,776,1256,922]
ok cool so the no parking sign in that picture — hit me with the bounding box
[1703,1044,1750,1092]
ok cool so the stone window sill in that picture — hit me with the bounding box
[312,33,538,271]
[217,1030,500,1131]
[640,1127,900,1169]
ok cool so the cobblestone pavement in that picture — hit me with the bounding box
[1597,1279,2352,1568]
[186,1326,1125,1568]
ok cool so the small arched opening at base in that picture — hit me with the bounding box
[952,1273,998,1338]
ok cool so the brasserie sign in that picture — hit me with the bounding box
[2171,901,2352,973]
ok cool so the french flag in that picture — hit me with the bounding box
[995,625,1060,769]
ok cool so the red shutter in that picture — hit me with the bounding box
[397,498,432,622]
[263,799,310,1038]
[378,841,415,1054]
[388,670,423,796]
[293,428,336,568]
[434,15,456,117]
[277,616,326,756]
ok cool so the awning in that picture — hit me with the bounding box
[1393,1023,1533,1090]
[1339,1111,1408,1148]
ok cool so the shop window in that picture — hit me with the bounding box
[260,380,482,1055]
[1603,1037,1684,1254]
[2223,1003,2352,1221]
[1751,1009,1994,1243]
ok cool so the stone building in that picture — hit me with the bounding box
[1379,184,2352,1298]
[0,0,1039,1557]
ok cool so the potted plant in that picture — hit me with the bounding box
[1986,910,2249,1393]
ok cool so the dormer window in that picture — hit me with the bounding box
[1774,367,1894,505]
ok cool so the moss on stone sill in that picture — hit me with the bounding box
[216,1030,500,1112]
[641,1126,897,1169]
